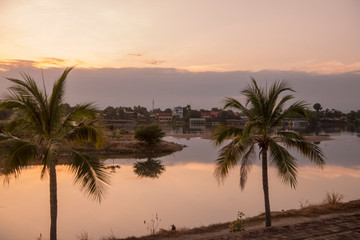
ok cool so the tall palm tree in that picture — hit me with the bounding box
[212,78,325,227]
[0,68,110,240]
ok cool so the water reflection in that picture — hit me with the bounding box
[133,158,165,178]
[105,159,121,173]
[1,132,360,240]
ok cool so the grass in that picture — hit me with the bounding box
[108,198,360,240]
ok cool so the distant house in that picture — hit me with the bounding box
[210,111,220,118]
[155,113,173,122]
[172,106,184,118]
[200,112,212,119]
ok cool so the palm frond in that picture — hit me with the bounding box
[276,131,325,166]
[214,136,252,183]
[223,97,252,117]
[67,149,110,202]
[239,144,256,190]
[269,139,297,188]
[271,100,308,128]
[211,125,243,146]
[0,138,39,183]
[64,103,98,123]
[65,120,104,148]
[48,68,73,134]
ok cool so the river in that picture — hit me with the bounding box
[0,130,359,240]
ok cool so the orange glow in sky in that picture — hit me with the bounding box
[1,0,360,73]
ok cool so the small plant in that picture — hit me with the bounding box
[144,213,161,235]
[324,191,344,204]
[299,199,310,208]
[36,233,43,240]
[77,231,89,240]
[229,211,245,232]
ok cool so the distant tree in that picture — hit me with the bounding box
[134,124,165,146]
[164,108,172,113]
[313,103,322,112]
[103,106,117,119]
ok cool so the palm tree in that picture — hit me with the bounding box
[212,78,325,227]
[0,68,110,240]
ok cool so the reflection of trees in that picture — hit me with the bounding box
[133,158,165,178]
[105,159,121,173]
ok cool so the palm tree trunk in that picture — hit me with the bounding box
[50,164,58,240]
[261,149,271,227]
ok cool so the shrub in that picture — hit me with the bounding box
[134,124,165,146]
[324,191,344,204]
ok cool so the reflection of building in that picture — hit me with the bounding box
[288,119,308,129]
[189,118,206,125]
[172,106,184,118]
[225,119,246,127]
[155,113,173,122]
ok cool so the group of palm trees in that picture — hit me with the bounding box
[0,69,324,240]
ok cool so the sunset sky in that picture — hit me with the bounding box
[1,0,359,72]
[0,0,360,110]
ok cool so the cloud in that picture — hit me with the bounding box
[0,58,85,70]
[127,53,143,57]
[141,60,166,65]
[273,60,360,75]
[1,65,359,112]
[0,59,37,70]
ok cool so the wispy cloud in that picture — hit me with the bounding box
[141,60,166,65]
[0,58,85,70]
[127,53,143,57]
[274,60,360,75]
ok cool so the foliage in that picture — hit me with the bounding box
[324,191,344,204]
[134,124,165,146]
[212,77,325,227]
[144,213,161,235]
[0,68,110,240]
[313,103,322,112]
[229,211,245,232]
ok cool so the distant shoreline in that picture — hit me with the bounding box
[167,133,333,142]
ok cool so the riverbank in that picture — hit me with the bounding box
[167,133,333,142]
[76,133,185,158]
[113,199,360,240]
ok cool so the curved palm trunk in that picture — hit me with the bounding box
[50,165,58,240]
[261,149,271,227]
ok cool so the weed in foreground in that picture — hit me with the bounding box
[324,191,344,204]
[229,211,245,233]
[77,231,90,240]
[144,213,161,235]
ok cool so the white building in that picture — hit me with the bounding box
[172,106,184,118]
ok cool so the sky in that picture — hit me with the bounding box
[0,0,360,111]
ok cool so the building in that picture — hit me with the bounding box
[210,111,220,118]
[155,113,173,122]
[172,106,184,118]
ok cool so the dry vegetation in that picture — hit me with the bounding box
[77,130,185,158]
[111,198,360,240]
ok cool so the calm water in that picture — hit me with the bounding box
[1,132,360,240]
